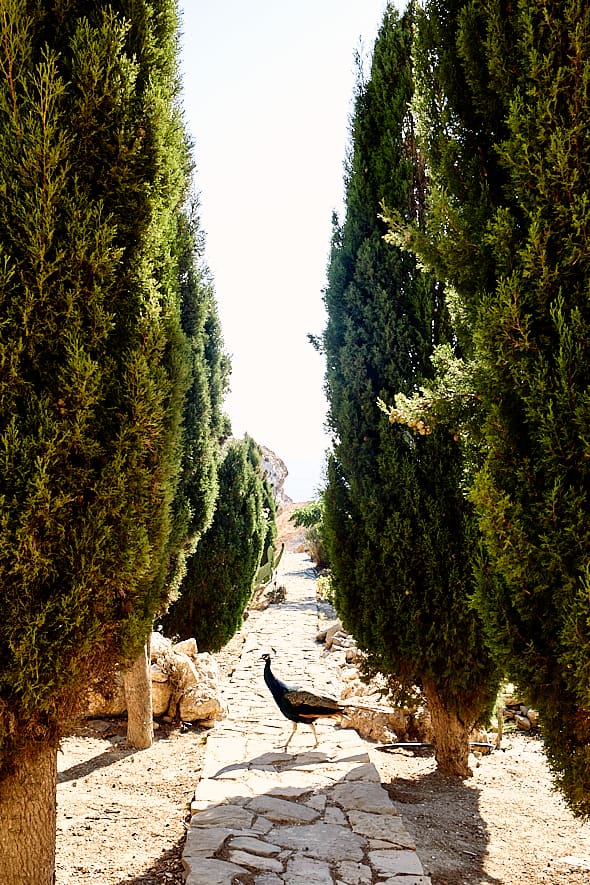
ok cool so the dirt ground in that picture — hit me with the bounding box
[55,505,590,884]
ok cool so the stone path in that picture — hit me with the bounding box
[182,551,431,885]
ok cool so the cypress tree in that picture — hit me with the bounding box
[322,4,499,778]
[164,435,269,653]
[404,0,590,815]
[0,1,193,878]
[164,197,231,599]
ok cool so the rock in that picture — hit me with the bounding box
[515,713,532,730]
[84,634,225,724]
[246,796,320,823]
[329,782,396,815]
[227,849,283,873]
[179,692,224,722]
[368,849,425,877]
[150,663,168,683]
[150,631,172,660]
[317,620,344,646]
[166,651,199,691]
[182,857,247,885]
[260,445,291,506]
[345,646,361,663]
[183,826,232,856]
[228,836,281,857]
[347,811,416,849]
[337,860,373,884]
[177,653,224,722]
[268,822,365,862]
[172,637,198,659]
[151,663,172,716]
[324,621,343,649]
[285,856,333,884]
[189,804,255,829]
[340,700,421,744]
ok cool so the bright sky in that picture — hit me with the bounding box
[177,1,390,501]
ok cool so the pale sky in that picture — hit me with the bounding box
[177,1,391,501]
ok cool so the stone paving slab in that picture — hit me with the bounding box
[182,551,431,885]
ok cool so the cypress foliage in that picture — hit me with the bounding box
[322,4,499,777]
[163,436,269,653]
[406,0,590,814]
[0,0,189,823]
[164,197,231,599]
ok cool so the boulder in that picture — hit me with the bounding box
[340,700,425,744]
[84,635,225,725]
[172,637,198,659]
[316,619,342,644]
[151,664,172,716]
[178,653,225,722]
[150,631,172,660]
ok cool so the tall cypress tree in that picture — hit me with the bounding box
[163,435,269,652]
[404,0,590,815]
[0,2,193,878]
[164,197,231,599]
[322,4,499,778]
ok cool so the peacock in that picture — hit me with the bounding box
[260,651,345,751]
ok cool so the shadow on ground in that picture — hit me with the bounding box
[384,768,501,885]
[114,836,187,885]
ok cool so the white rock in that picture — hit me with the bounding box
[246,796,319,823]
[183,826,232,857]
[179,690,224,723]
[268,823,365,862]
[168,651,199,690]
[330,782,396,815]
[227,850,283,873]
[228,836,281,857]
[173,637,198,659]
[150,663,168,683]
[189,804,255,829]
[348,810,415,848]
[368,848,424,876]
[337,859,373,884]
[183,857,247,885]
[151,678,172,717]
[150,631,171,660]
[324,622,343,648]
[285,856,333,884]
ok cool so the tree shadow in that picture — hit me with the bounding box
[57,742,135,783]
[57,722,197,783]
[210,746,372,778]
[383,765,502,885]
[113,834,186,884]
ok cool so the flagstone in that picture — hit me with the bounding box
[269,822,365,862]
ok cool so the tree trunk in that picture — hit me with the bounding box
[0,741,57,885]
[423,679,473,778]
[124,638,153,749]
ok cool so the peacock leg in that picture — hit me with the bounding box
[310,721,319,747]
[284,721,297,751]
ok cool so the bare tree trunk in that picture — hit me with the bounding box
[0,741,57,885]
[423,678,473,778]
[124,637,153,749]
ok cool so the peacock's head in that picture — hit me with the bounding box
[260,648,276,663]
